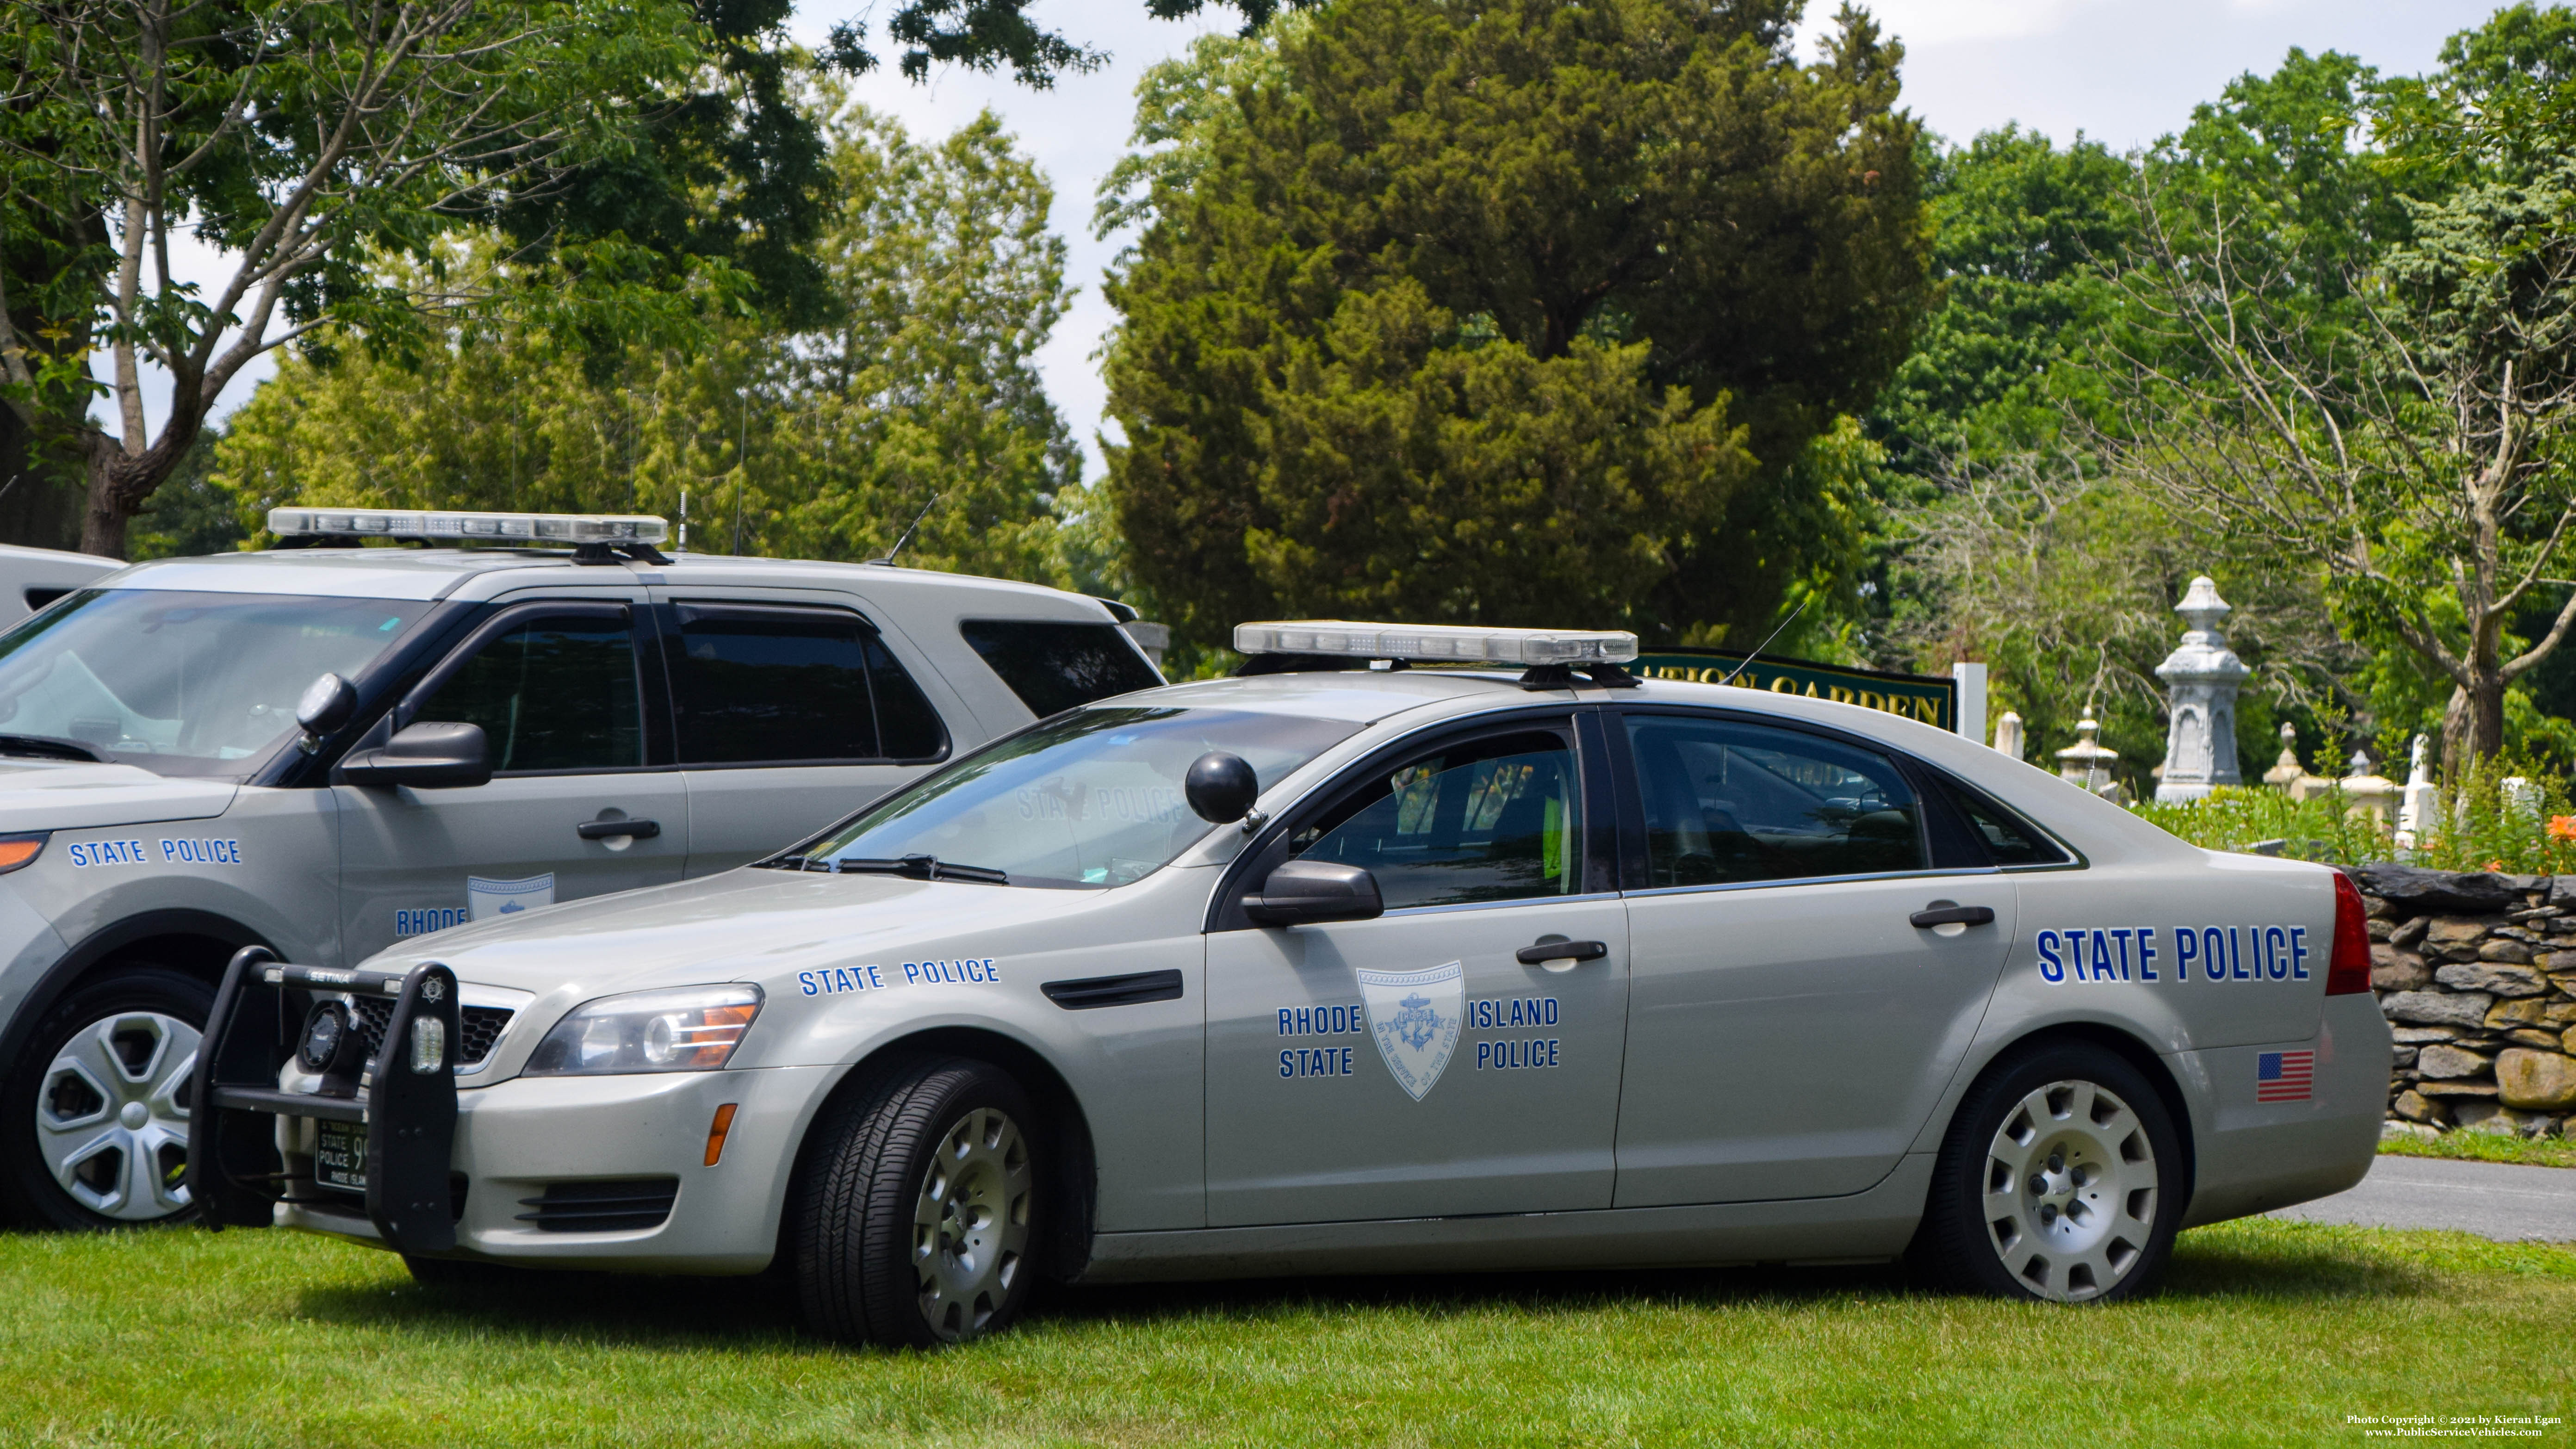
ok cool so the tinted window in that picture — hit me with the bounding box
[416,614,642,772]
[1626,715,1924,886]
[1936,776,2069,867]
[959,619,1161,718]
[1288,730,1580,910]
[667,606,947,765]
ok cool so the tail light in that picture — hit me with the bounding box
[2326,871,2372,995]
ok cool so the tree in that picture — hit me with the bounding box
[213,102,1085,586]
[2091,14,2576,768]
[1100,0,1930,650]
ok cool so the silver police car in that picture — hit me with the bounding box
[0,510,1161,1230]
[190,620,2388,1345]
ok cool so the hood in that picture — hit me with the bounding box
[364,867,1107,997]
[0,758,238,832]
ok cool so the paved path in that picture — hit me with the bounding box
[2266,1154,2576,1241]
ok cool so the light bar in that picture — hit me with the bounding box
[1234,620,1639,666]
[267,508,668,545]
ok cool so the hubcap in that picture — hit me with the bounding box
[1980,1078,2157,1302]
[910,1106,1033,1342]
[36,1011,199,1221]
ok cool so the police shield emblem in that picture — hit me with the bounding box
[1358,961,1465,1101]
[467,873,554,921]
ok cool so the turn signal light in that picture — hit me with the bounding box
[704,1103,739,1166]
[2326,871,2372,995]
[0,835,43,873]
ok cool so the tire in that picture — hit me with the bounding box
[791,1055,1042,1347]
[0,967,213,1230]
[1911,1042,2183,1304]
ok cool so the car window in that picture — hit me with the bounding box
[414,614,643,772]
[1934,775,2070,867]
[803,705,1356,888]
[959,619,1161,718]
[0,588,428,777]
[1625,715,1924,887]
[1287,730,1580,911]
[667,606,946,765]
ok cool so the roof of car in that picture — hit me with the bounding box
[96,548,1111,613]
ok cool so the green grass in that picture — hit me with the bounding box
[4,1222,2572,1447]
[2381,1130,2576,1169]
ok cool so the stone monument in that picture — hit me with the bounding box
[2396,735,2438,849]
[2153,576,2251,803]
[2056,716,2124,801]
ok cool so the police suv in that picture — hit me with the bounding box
[187,619,2388,1343]
[0,509,1161,1229]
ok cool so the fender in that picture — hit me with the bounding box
[0,908,276,1069]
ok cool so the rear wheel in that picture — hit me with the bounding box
[1912,1043,2182,1304]
[791,1056,1041,1347]
[1,968,211,1229]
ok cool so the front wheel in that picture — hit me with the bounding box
[0,968,213,1230]
[791,1056,1042,1347]
[1911,1043,2183,1304]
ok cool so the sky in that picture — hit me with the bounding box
[130,0,2490,473]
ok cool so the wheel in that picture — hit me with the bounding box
[1911,1042,2183,1304]
[0,968,212,1229]
[792,1055,1041,1347]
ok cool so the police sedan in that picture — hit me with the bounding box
[188,621,2388,1346]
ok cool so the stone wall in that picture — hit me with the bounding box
[2354,864,2576,1137]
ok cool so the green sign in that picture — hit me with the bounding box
[1629,649,1957,732]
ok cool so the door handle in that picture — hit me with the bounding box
[1910,902,1995,929]
[577,818,661,841]
[1515,938,1608,968]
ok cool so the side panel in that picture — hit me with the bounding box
[28,786,341,968]
[2176,991,2390,1227]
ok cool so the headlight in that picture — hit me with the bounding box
[523,984,763,1076]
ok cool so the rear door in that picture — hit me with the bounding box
[1610,710,2018,1206]
[337,594,688,959]
[655,599,952,874]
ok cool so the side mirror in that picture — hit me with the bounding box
[1186,750,1260,824]
[340,721,491,789]
[1244,859,1383,926]
[293,672,357,754]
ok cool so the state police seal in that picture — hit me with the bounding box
[1358,961,1464,1101]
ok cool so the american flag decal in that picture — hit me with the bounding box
[2257,1050,2314,1102]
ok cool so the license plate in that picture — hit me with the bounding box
[313,1119,367,1195]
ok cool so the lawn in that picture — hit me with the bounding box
[2,1220,2568,1448]
[2379,1131,2576,1170]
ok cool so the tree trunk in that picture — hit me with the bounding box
[2439,677,2508,777]
[77,420,195,561]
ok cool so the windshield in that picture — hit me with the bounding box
[0,589,427,777]
[798,706,1361,889]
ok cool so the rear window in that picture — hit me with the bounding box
[960,619,1162,718]
[667,604,947,765]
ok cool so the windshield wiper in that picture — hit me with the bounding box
[0,733,112,763]
[831,854,1010,886]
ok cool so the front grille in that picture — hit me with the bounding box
[348,998,513,1066]
[514,1178,679,1233]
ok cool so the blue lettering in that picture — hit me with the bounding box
[2108,929,2134,981]
[2136,928,2159,982]
[903,962,920,984]
[2065,928,2089,981]
[2203,927,2228,981]
[799,972,819,997]
[2290,926,2309,979]
[2037,930,2066,983]
[1279,1050,1294,1078]
[2089,929,2119,982]
[2175,928,2198,978]
[2230,927,2249,980]
[2266,925,2288,980]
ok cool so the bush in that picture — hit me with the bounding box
[2133,758,2576,874]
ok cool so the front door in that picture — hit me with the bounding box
[1205,718,1629,1225]
[338,597,688,960]
[1611,710,2017,1206]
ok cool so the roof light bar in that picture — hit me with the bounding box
[1234,620,1639,666]
[267,508,669,545]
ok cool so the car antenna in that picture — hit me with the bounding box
[869,492,940,567]
[1718,597,1808,687]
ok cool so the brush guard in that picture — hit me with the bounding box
[186,945,463,1254]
